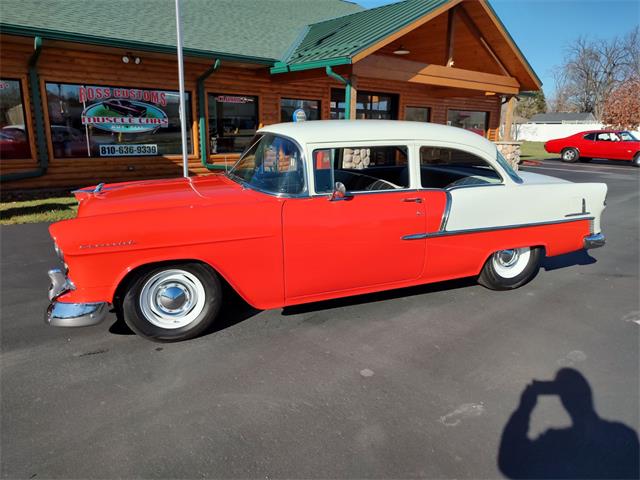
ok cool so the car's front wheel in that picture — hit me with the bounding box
[478,247,542,290]
[632,152,640,167]
[122,263,221,342]
[561,148,579,163]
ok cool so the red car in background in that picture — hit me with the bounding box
[544,130,640,166]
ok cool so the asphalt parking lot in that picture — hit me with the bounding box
[1,159,639,479]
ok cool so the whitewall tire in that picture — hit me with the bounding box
[478,247,542,290]
[123,263,221,342]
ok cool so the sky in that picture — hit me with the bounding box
[355,0,640,96]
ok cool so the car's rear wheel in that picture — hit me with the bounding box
[478,247,542,290]
[561,148,579,163]
[122,263,221,342]
[632,153,640,167]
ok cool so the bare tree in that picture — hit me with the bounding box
[552,27,639,120]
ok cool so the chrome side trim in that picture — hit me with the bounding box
[445,183,505,191]
[565,212,591,218]
[402,233,428,241]
[46,301,108,327]
[439,190,452,231]
[402,217,595,241]
[565,198,589,217]
[584,232,605,249]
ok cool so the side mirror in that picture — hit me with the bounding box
[329,181,351,201]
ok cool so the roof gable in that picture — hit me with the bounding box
[0,0,363,62]
[276,0,452,68]
[271,0,540,91]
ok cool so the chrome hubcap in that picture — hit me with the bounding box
[157,285,189,312]
[496,249,519,267]
[139,269,206,329]
[492,247,532,279]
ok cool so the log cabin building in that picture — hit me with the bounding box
[0,0,540,191]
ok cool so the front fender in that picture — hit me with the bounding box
[51,201,285,310]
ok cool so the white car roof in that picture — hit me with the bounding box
[259,120,497,156]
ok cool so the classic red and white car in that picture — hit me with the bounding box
[544,130,640,166]
[47,121,607,342]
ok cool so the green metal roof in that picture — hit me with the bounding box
[0,0,363,63]
[272,0,452,72]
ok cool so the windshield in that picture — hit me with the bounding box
[620,131,638,141]
[228,134,305,195]
[496,151,523,183]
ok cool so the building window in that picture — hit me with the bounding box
[447,110,489,136]
[280,98,320,122]
[208,93,258,154]
[0,79,30,160]
[405,106,431,122]
[45,82,192,158]
[330,89,398,120]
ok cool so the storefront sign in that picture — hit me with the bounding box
[79,86,168,106]
[292,108,306,122]
[99,144,158,156]
[82,100,168,133]
[215,95,254,104]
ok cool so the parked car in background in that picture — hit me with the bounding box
[544,130,640,166]
[0,125,30,159]
[46,121,607,342]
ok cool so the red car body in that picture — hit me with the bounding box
[544,130,640,164]
[45,121,608,342]
[51,174,592,310]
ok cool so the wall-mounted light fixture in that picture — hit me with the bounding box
[122,52,142,64]
[393,46,410,55]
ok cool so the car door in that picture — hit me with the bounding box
[578,132,596,157]
[282,144,426,302]
[591,132,617,159]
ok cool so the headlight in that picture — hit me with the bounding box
[54,242,64,262]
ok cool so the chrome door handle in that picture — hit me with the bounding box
[402,197,422,203]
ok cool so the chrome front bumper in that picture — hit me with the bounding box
[46,268,107,327]
[46,301,108,327]
[584,233,606,249]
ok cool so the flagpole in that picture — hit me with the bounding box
[175,0,189,178]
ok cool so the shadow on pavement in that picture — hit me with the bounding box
[498,368,639,479]
[542,250,596,271]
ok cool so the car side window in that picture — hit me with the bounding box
[419,146,502,189]
[583,133,596,140]
[596,132,611,141]
[313,146,409,193]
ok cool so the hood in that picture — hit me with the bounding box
[74,174,247,217]
[517,171,571,185]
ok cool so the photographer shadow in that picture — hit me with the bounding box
[498,368,639,479]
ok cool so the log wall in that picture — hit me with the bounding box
[0,35,501,190]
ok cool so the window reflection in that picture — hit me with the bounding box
[208,93,258,154]
[447,110,489,136]
[0,79,30,160]
[280,98,320,122]
[45,82,192,158]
